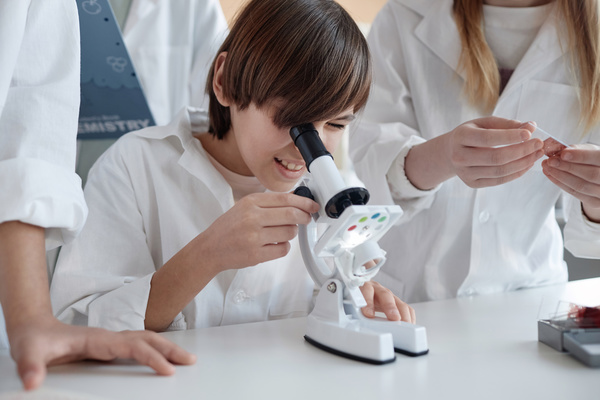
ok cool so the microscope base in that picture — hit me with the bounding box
[305,279,428,364]
[346,305,429,357]
[304,335,395,365]
[305,313,397,364]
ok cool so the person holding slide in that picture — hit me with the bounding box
[350,0,600,302]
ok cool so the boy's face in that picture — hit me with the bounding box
[223,103,354,192]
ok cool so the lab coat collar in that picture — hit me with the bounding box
[499,5,564,100]
[135,107,235,212]
[409,0,466,81]
[405,0,565,97]
[122,0,159,36]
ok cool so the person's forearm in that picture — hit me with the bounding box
[145,232,221,332]
[404,133,455,190]
[0,221,53,337]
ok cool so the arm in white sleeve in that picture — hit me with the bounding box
[51,142,171,331]
[189,0,229,110]
[0,0,87,249]
[562,128,600,258]
[349,4,440,220]
[563,195,600,259]
[563,131,600,258]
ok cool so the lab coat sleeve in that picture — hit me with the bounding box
[188,0,228,110]
[562,199,600,258]
[560,129,600,258]
[349,4,441,221]
[51,141,174,331]
[0,0,87,249]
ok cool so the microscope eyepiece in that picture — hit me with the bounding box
[289,123,332,172]
[291,123,370,218]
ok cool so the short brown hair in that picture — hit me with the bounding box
[206,0,371,139]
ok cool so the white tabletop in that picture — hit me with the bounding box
[1,278,599,400]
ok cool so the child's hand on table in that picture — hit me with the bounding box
[359,281,416,323]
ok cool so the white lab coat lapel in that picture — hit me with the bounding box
[122,0,159,36]
[499,7,565,100]
[411,0,466,81]
[408,0,566,96]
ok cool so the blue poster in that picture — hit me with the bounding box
[76,0,155,139]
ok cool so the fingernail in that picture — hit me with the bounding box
[563,152,573,161]
[548,158,560,167]
[363,307,374,317]
[521,130,531,140]
[22,371,37,390]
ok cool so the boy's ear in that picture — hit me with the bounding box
[213,52,231,107]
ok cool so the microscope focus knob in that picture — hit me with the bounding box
[293,186,315,201]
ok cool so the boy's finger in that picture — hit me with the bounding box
[257,192,319,213]
[360,283,375,318]
[409,306,417,324]
[373,287,401,321]
[395,298,415,324]
[259,207,313,227]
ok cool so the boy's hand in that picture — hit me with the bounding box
[199,192,319,273]
[9,316,196,390]
[359,281,416,323]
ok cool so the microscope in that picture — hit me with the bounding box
[290,123,429,364]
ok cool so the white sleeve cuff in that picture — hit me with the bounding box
[87,274,154,332]
[564,201,600,259]
[166,313,188,331]
[0,158,87,249]
[386,135,441,199]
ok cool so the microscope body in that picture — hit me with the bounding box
[290,124,428,363]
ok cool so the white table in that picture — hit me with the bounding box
[1,278,599,399]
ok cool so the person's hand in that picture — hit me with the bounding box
[359,281,415,323]
[198,192,319,273]
[542,139,600,222]
[446,117,544,188]
[8,316,196,390]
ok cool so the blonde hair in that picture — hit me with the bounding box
[453,0,600,132]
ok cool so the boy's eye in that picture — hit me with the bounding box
[327,122,347,130]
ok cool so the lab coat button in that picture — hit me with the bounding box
[479,211,490,223]
[233,290,249,304]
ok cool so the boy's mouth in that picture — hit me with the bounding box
[276,158,304,172]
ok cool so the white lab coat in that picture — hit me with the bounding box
[350,0,600,302]
[51,108,315,331]
[122,0,228,125]
[0,1,87,349]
